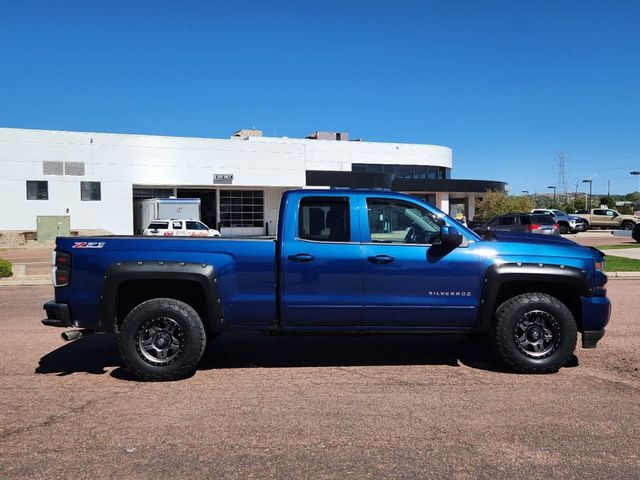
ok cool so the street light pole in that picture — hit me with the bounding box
[631,171,640,196]
[582,179,593,211]
[522,190,529,196]
[547,186,556,205]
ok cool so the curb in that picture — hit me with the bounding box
[0,275,51,287]
[606,272,640,279]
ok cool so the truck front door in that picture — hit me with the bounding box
[280,195,363,326]
[359,195,482,328]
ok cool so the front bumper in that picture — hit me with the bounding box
[42,301,71,328]
[580,296,611,348]
[570,221,587,232]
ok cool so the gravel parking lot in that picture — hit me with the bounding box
[0,281,638,479]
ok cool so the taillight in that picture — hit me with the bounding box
[528,224,541,230]
[51,251,71,287]
[553,223,559,230]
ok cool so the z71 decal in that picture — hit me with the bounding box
[72,241,106,249]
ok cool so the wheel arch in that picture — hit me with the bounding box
[476,263,592,333]
[97,261,224,334]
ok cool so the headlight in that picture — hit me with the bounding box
[595,260,605,271]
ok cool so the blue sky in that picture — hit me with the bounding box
[1,0,639,195]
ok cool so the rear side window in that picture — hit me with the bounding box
[298,197,350,242]
[172,221,183,229]
[148,222,168,229]
[186,221,208,230]
[530,215,556,225]
[491,216,514,226]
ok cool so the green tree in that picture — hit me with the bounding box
[618,204,634,215]
[600,196,617,209]
[624,192,640,202]
[475,192,534,221]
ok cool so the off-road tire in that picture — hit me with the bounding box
[119,298,206,381]
[621,221,635,231]
[492,293,577,373]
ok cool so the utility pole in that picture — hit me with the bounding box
[607,179,611,197]
[574,181,579,213]
[582,179,593,211]
[631,171,640,196]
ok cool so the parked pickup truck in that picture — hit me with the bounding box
[43,189,610,381]
[574,208,640,230]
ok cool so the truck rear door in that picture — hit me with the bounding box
[279,193,363,326]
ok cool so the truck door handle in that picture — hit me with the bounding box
[288,253,315,263]
[368,255,395,264]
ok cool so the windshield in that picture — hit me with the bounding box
[552,210,566,216]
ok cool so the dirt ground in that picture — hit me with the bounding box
[0,280,638,479]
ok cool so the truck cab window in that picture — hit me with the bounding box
[367,198,441,244]
[298,197,350,242]
[172,221,183,229]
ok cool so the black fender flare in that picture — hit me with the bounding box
[96,261,223,333]
[475,262,592,331]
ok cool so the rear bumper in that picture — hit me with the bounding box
[580,296,611,348]
[42,301,71,328]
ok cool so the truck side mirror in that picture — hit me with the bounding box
[439,225,463,247]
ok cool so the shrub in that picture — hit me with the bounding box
[0,258,12,278]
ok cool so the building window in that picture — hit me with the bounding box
[219,190,264,228]
[133,187,175,199]
[352,164,451,181]
[298,197,350,242]
[26,181,48,200]
[81,182,101,201]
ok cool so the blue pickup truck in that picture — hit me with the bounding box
[43,189,610,381]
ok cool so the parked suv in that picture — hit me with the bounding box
[475,213,560,236]
[531,209,587,234]
[143,219,221,237]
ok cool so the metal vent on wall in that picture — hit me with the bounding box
[43,161,64,175]
[64,162,85,176]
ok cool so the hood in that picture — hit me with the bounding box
[479,230,576,246]
[475,230,602,262]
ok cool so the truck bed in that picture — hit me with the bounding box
[54,236,277,329]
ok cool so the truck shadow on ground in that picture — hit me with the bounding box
[36,331,579,379]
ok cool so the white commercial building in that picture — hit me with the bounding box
[0,127,505,237]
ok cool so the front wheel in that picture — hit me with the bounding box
[621,222,635,231]
[118,298,206,381]
[492,293,577,373]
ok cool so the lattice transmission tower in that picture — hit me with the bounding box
[554,153,569,203]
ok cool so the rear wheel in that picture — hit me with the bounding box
[119,298,206,381]
[492,293,577,373]
[558,223,570,234]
